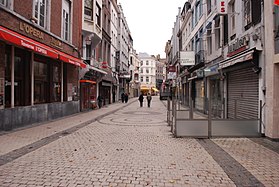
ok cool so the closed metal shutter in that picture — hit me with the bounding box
[227,67,259,119]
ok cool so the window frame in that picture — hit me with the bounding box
[62,0,71,41]
[84,0,93,21]
[33,0,47,28]
[96,2,101,27]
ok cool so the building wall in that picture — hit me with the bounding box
[265,1,279,138]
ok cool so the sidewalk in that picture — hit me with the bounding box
[0,98,137,157]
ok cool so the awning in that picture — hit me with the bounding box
[80,80,96,84]
[58,51,86,68]
[0,26,58,59]
[152,87,159,92]
[218,49,254,69]
[88,65,107,74]
[140,86,149,91]
[0,26,86,68]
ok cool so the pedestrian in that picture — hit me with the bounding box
[138,93,144,107]
[97,95,103,109]
[146,93,152,107]
[124,93,129,103]
[121,92,125,103]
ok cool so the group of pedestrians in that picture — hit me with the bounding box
[97,92,152,109]
[121,92,129,103]
[138,93,152,107]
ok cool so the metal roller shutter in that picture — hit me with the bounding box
[227,67,259,119]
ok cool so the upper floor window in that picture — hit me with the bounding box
[146,61,149,66]
[243,0,261,30]
[96,2,101,26]
[146,68,149,74]
[62,0,70,41]
[140,76,143,82]
[33,0,47,28]
[146,76,149,83]
[230,1,235,35]
[84,0,93,20]
[207,0,211,15]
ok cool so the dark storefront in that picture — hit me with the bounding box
[0,25,85,130]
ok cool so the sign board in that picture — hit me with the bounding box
[180,51,195,66]
[168,72,177,80]
[217,0,228,15]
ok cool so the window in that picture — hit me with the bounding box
[34,61,48,104]
[146,61,149,66]
[140,76,143,82]
[230,1,235,34]
[0,0,11,8]
[146,68,149,74]
[207,0,211,15]
[243,0,251,28]
[62,0,70,41]
[215,18,221,50]
[84,0,93,20]
[140,68,143,73]
[146,76,149,83]
[207,28,212,55]
[275,5,279,54]
[96,3,101,26]
[33,0,47,28]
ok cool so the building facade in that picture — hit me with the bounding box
[139,53,157,95]
[0,0,86,130]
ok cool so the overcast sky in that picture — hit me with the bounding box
[119,0,186,58]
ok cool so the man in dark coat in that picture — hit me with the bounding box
[121,92,125,103]
[138,93,144,107]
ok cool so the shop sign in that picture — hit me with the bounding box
[180,51,195,66]
[217,0,228,15]
[168,72,176,80]
[228,36,249,57]
[204,64,219,77]
[19,22,44,40]
[50,37,62,49]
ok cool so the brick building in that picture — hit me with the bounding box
[0,0,85,130]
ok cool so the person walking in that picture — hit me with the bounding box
[121,92,125,103]
[138,93,144,107]
[97,95,103,109]
[124,93,129,103]
[146,93,152,107]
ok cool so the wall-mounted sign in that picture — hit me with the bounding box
[50,37,62,49]
[217,0,228,15]
[180,51,195,66]
[227,36,249,57]
[19,22,44,40]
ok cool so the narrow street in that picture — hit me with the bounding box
[0,97,279,187]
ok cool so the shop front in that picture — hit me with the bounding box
[219,49,260,119]
[0,25,86,130]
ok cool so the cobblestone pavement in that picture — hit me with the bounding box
[0,97,278,186]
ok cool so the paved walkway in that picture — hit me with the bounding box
[0,97,278,186]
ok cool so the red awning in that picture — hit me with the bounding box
[58,51,86,68]
[80,80,96,84]
[0,26,86,68]
[0,26,58,59]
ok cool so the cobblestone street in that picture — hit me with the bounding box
[0,97,279,186]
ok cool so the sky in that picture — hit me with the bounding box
[119,0,186,58]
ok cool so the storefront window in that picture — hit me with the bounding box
[34,61,48,104]
[52,65,61,102]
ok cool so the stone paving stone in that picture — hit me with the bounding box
[213,138,279,187]
[0,97,278,186]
